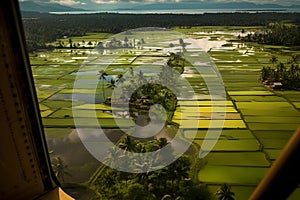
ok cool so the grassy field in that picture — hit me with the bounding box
[176,26,300,199]
[30,27,300,199]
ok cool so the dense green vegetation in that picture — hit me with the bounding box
[92,137,212,200]
[102,53,186,123]
[261,55,300,89]
[26,19,300,199]
[242,22,300,46]
[22,12,300,52]
[215,183,235,200]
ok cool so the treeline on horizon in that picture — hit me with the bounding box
[21,12,300,52]
[241,22,300,46]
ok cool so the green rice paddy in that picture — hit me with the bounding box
[30,28,300,199]
[199,165,269,184]
[205,152,270,167]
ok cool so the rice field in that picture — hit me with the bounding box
[30,27,300,199]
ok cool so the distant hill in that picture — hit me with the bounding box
[19,1,85,12]
[128,2,296,11]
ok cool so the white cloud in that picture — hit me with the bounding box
[92,0,120,4]
[50,0,81,5]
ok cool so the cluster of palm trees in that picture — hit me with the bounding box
[98,53,186,122]
[261,55,300,90]
[104,136,171,170]
[98,36,145,49]
[241,22,300,46]
[94,136,213,200]
[98,70,126,101]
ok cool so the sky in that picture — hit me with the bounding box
[20,0,300,10]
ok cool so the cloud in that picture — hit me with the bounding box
[92,0,119,4]
[50,0,82,5]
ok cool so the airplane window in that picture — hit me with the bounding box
[18,0,300,199]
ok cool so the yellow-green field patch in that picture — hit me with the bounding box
[205,152,270,166]
[230,95,286,102]
[50,109,116,119]
[253,130,293,140]
[173,119,246,129]
[260,138,289,149]
[42,118,134,128]
[248,123,299,131]
[178,100,233,107]
[228,91,274,96]
[264,149,282,160]
[175,106,237,113]
[292,102,300,109]
[194,139,260,151]
[244,116,300,123]
[41,110,54,117]
[184,129,254,140]
[199,165,268,184]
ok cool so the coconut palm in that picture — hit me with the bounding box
[124,36,129,47]
[118,135,135,152]
[107,79,116,90]
[137,70,146,85]
[215,183,235,200]
[167,156,190,191]
[68,38,73,47]
[98,70,108,101]
[116,74,126,85]
[269,56,278,65]
[104,147,123,168]
[287,55,299,64]
[51,156,72,182]
[179,38,186,52]
[134,157,153,184]
[157,138,168,148]
[129,67,134,77]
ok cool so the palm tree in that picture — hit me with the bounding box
[98,70,108,101]
[134,157,153,184]
[124,36,129,47]
[118,135,135,152]
[166,156,190,192]
[157,138,168,148]
[215,183,235,200]
[179,38,186,52]
[261,66,271,82]
[129,67,134,77]
[288,55,299,64]
[51,156,72,182]
[104,147,123,168]
[116,74,126,85]
[269,56,278,65]
[68,38,73,47]
[107,79,116,90]
[137,70,146,85]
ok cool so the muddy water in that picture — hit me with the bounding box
[46,128,124,183]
